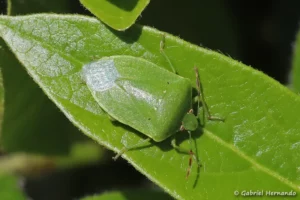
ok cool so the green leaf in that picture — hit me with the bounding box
[0,39,81,155]
[0,61,4,132]
[81,190,173,200]
[55,141,105,168]
[0,173,27,200]
[291,29,300,92]
[80,0,150,30]
[0,141,104,176]
[0,14,299,200]
[0,0,84,155]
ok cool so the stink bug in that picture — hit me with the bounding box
[81,37,224,178]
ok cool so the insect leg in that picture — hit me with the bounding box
[160,34,177,74]
[171,133,200,179]
[194,67,225,122]
[112,137,151,161]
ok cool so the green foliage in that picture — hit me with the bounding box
[81,190,173,200]
[292,30,300,92]
[80,0,150,30]
[0,39,82,155]
[1,0,84,155]
[0,61,4,132]
[0,14,299,200]
[0,141,104,175]
[0,173,27,200]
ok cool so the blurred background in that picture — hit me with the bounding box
[0,0,300,199]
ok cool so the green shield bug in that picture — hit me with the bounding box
[82,37,224,178]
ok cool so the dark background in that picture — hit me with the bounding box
[0,0,300,199]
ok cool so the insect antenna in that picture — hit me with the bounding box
[160,34,177,74]
[194,67,224,121]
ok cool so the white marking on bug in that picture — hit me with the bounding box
[82,59,120,92]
